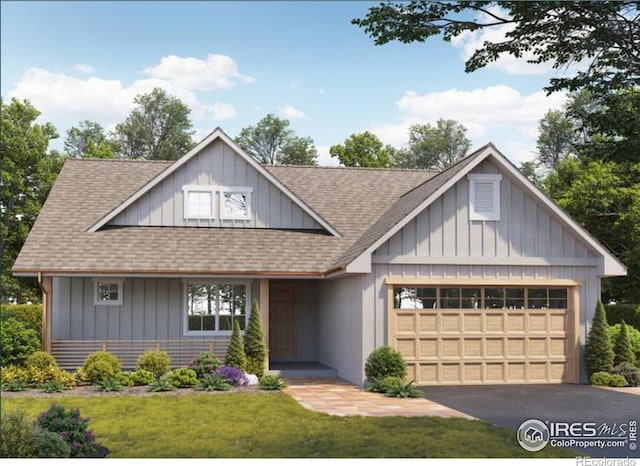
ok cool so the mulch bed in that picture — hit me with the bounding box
[1,384,276,398]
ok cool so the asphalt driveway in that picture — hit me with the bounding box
[422,384,640,458]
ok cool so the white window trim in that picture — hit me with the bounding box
[467,173,502,221]
[219,186,252,221]
[182,185,216,220]
[182,279,252,336]
[93,278,124,306]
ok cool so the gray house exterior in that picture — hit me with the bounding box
[13,128,626,385]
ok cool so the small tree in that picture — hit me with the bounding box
[225,320,247,370]
[614,320,636,366]
[244,300,266,377]
[585,300,614,376]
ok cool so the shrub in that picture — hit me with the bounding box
[365,346,407,381]
[215,365,248,387]
[608,324,640,362]
[25,351,58,372]
[82,351,121,384]
[147,375,176,392]
[27,366,76,389]
[590,371,612,386]
[244,300,266,377]
[74,367,91,385]
[224,320,247,370]
[40,380,67,393]
[118,372,134,387]
[605,303,640,330]
[382,377,422,398]
[188,352,221,379]
[0,409,37,457]
[0,304,43,336]
[0,317,41,366]
[4,378,28,392]
[37,404,101,457]
[97,376,124,392]
[32,430,70,458]
[197,374,231,391]
[130,369,156,386]
[584,300,615,376]
[258,374,287,390]
[613,362,640,387]
[136,350,171,377]
[168,368,198,388]
[364,376,387,393]
[1,365,29,387]
[609,374,629,387]
[613,321,636,365]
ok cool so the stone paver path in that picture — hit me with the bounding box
[284,377,474,418]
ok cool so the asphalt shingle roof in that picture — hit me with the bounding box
[13,158,440,275]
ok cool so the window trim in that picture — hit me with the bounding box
[467,173,502,221]
[182,279,252,336]
[93,278,124,306]
[219,186,252,221]
[182,185,216,220]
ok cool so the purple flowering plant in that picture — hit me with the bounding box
[37,403,99,457]
[215,366,249,387]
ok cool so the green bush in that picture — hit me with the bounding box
[197,374,231,391]
[117,372,134,387]
[0,304,43,336]
[130,369,155,386]
[584,300,615,376]
[608,324,640,362]
[82,351,122,384]
[0,409,38,457]
[382,377,422,398]
[224,320,247,370]
[609,374,629,387]
[613,321,637,365]
[136,350,171,377]
[1,365,29,387]
[605,303,640,330]
[589,371,612,386]
[4,378,28,392]
[244,300,266,377]
[97,376,124,392]
[258,374,287,391]
[613,362,640,387]
[27,366,76,389]
[147,375,176,392]
[364,376,387,393]
[25,351,58,372]
[32,429,70,458]
[40,380,66,393]
[188,352,221,378]
[168,368,198,388]
[365,346,407,380]
[0,317,41,366]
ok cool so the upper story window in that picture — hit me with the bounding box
[183,185,215,220]
[220,187,252,220]
[467,174,502,221]
[94,279,124,306]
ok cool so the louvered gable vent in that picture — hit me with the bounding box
[468,174,502,221]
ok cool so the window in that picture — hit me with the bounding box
[220,187,252,220]
[468,174,502,221]
[184,281,249,334]
[183,185,215,219]
[94,279,124,306]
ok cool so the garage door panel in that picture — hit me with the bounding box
[464,338,482,357]
[486,314,504,332]
[550,314,567,331]
[529,338,547,356]
[508,338,526,356]
[441,314,461,332]
[486,338,505,357]
[507,314,526,332]
[508,362,526,382]
[486,363,505,382]
[463,314,482,332]
[464,364,482,383]
[419,339,438,358]
[397,339,416,358]
[396,314,415,332]
[528,314,547,331]
[420,314,437,332]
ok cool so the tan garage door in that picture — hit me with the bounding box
[388,285,579,385]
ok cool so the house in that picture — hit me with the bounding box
[13,128,626,385]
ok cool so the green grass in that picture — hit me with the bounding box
[2,393,576,458]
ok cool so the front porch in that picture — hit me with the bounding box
[267,361,337,378]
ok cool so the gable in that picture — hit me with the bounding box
[374,159,599,261]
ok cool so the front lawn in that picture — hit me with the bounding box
[2,393,575,458]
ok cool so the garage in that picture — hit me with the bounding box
[388,281,580,385]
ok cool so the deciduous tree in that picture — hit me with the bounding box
[330,131,395,168]
[64,120,116,158]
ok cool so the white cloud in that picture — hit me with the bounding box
[72,64,95,74]
[142,54,254,91]
[316,145,339,167]
[369,85,566,163]
[211,102,236,121]
[278,104,307,119]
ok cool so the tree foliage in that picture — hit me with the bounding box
[64,120,116,159]
[353,1,640,96]
[613,320,637,366]
[235,113,318,165]
[584,300,615,377]
[1,98,64,302]
[536,110,577,171]
[225,320,247,370]
[395,119,471,170]
[330,131,395,168]
[243,300,266,377]
[114,88,195,160]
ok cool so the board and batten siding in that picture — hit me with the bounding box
[317,275,364,384]
[51,277,260,340]
[109,139,322,230]
[373,160,598,261]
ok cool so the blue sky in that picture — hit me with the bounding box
[1,1,569,165]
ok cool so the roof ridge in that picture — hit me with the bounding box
[266,164,437,173]
[65,158,173,164]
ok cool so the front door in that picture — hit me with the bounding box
[269,281,296,357]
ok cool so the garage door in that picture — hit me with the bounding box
[388,285,579,385]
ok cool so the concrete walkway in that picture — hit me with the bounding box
[284,377,474,419]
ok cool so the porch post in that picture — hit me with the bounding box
[40,275,52,353]
[259,278,270,371]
